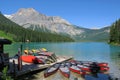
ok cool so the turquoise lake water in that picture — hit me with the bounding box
[4,42,120,79]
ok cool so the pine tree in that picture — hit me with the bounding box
[110,19,120,44]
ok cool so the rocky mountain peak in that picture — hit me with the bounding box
[15,8,40,16]
[5,8,84,35]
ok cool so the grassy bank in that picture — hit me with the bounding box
[0,30,14,42]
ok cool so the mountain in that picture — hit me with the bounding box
[6,8,83,36]
[73,26,110,41]
[5,8,110,41]
[0,12,74,42]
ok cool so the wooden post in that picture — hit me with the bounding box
[0,44,3,53]
[20,44,22,69]
[13,60,16,79]
[17,48,22,71]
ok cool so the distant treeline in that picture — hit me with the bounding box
[0,12,74,42]
[110,19,120,44]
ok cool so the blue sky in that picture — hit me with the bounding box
[0,0,120,29]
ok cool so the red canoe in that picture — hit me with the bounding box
[100,66,109,71]
[21,55,44,64]
[97,62,108,67]
[59,63,70,78]
[44,63,60,78]
[77,64,91,72]
[69,65,83,74]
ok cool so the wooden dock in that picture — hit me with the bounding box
[9,56,73,77]
[8,56,116,80]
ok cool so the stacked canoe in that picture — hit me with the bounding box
[21,48,57,64]
[44,60,109,78]
[20,55,45,64]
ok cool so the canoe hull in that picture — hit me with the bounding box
[70,68,81,74]
[21,55,44,64]
[59,64,70,78]
[98,63,108,67]
[21,55,36,63]
[44,68,58,78]
[59,68,70,78]
[44,63,60,78]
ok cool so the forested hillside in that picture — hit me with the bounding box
[110,19,120,44]
[73,26,109,42]
[0,12,74,42]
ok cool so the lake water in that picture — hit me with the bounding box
[4,42,120,79]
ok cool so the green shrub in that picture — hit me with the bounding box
[1,66,13,80]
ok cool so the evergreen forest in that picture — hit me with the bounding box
[110,19,120,44]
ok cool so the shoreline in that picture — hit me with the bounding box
[109,62,120,79]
